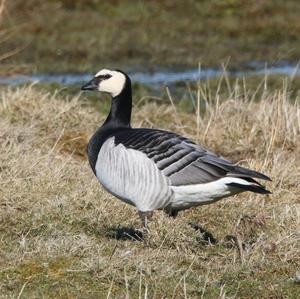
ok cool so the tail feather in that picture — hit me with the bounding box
[202,156,272,181]
[227,182,271,194]
[227,165,272,181]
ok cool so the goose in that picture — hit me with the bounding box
[81,69,271,230]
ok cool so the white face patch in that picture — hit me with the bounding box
[94,69,126,97]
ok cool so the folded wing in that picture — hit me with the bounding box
[114,128,271,191]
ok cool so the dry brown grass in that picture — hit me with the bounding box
[0,80,299,298]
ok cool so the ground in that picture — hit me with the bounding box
[0,77,299,298]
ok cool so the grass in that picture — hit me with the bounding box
[0,76,299,298]
[3,0,300,73]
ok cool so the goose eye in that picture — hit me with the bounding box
[94,74,111,83]
[102,74,112,80]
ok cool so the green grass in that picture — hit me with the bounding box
[3,0,300,73]
[0,77,299,298]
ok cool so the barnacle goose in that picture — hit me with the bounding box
[81,69,271,230]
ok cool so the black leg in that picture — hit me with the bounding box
[164,208,179,218]
[138,211,153,230]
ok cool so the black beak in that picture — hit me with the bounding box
[81,78,98,91]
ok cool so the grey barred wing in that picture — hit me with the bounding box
[114,128,271,186]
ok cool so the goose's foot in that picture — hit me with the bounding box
[189,222,219,245]
[138,210,153,232]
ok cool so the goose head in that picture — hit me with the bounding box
[81,69,128,97]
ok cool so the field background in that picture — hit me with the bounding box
[0,0,300,298]
[3,0,300,73]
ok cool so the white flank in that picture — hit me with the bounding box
[170,177,252,210]
[95,138,173,212]
[95,69,126,97]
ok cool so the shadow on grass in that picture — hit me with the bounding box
[189,222,219,245]
[74,219,143,241]
[106,226,144,241]
[106,224,221,244]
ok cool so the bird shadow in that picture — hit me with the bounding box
[105,223,245,249]
[106,223,219,244]
[189,223,247,248]
[189,222,219,245]
[106,226,144,241]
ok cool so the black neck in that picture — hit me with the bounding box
[87,75,132,173]
[103,76,132,128]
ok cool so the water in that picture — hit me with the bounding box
[0,62,299,86]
